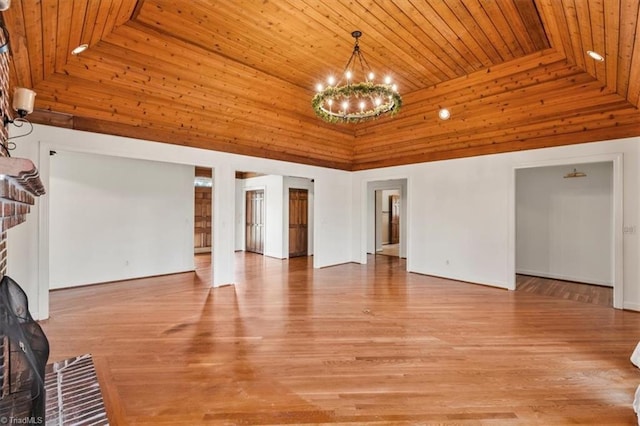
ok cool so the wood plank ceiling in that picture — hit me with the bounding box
[1,0,639,171]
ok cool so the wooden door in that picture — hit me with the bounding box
[390,194,400,244]
[194,186,212,251]
[245,190,264,254]
[289,188,308,257]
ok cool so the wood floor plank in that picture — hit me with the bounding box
[39,253,640,425]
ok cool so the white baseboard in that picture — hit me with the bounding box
[623,302,640,312]
[408,268,509,290]
[516,268,612,287]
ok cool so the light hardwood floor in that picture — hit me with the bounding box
[41,253,640,425]
[516,274,613,307]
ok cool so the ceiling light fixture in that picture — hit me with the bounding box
[312,31,401,124]
[563,168,587,178]
[586,50,604,62]
[71,44,89,55]
[438,108,451,120]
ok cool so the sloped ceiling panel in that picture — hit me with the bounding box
[1,0,639,170]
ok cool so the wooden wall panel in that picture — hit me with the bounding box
[65,0,89,66]
[52,0,72,74]
[2,1,639,170]
[21,0,45,84]
[352,51,640,169]
[535,0,570,58]
[603,0,620,92]
[3,0,32,89]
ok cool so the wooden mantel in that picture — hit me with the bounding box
[0,157,44,233]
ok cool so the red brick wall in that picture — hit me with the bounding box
[0,25,10,277]
[0,26,9,146]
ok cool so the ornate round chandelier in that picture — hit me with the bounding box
[312,31,402,124]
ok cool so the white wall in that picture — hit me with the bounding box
[8,124,352,319]
[316,171,352,267]
[409,156,509,286]
[234,179,245,251]
[48,151,195,289]
[516,162,613,286]
[352,137,640,311]
[9,123,640,318]
[375,190,383,250]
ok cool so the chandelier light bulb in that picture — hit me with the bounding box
[375,98,382,106]
[316,83,323,92]
[341,101,349,111]
[384,76,392,84]
[392,84,398,92]
[328,76,335,85]
[368,72,374,81]
[327,99,333,106]
[346,71,352,80]
[359,101,365,111]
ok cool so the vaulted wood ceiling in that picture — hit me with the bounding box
[2,1,639,170]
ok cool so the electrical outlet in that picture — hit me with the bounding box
[624,225,636,235]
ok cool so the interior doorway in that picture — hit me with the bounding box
[194,167,212,254]
[365,178,408,266]
[288,188,308,257]
[515,161,615,307]
[235,173,314,259]
[376,189,401,257]
[245,189,265,254]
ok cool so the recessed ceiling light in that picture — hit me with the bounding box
[586,50,604,62]
[438,108,451,120]
[71,44,89,55]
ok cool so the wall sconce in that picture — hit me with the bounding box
[2,87,36,155]
[11,87,35,118]
[4,87,36,125]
